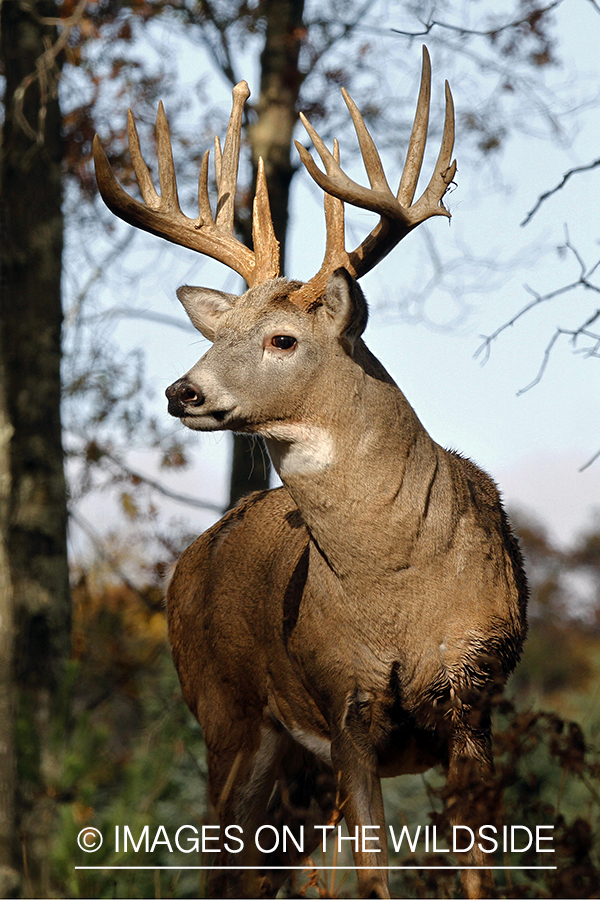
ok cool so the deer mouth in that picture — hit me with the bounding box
[180,407,232,430]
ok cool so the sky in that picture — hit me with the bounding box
[73,0,600,555]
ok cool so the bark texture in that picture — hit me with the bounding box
[228,0,305,509]
[0,0,71,893]
[0,357,17,898]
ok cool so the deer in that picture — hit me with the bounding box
[94,48,528,900]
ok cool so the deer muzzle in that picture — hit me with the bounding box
[166,379,205,418]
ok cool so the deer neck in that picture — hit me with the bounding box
[264,348,438,578]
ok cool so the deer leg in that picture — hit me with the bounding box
[330,715,390,900]
[258,747,339,896]
[447,722,496,900]
[206,722,287,899]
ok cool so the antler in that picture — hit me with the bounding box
[94,50,453,302]
[93,81,279,287]
[292,46,456,305]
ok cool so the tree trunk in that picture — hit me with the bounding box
[0,1,71,893]
[0,356,18,899]
[228,0,305,509]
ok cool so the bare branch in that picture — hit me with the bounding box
[571,307,600,342]
[303,0,376,71]
[99,447,224,515]
[476,230,600,467]
[13,0,89,143]
[69,509,149,595]
[580,448,600,472]
[64,231,137,328]
[169,0,241,88]
[475,229,600,364]
[474,279,580,364]
[516,315,599,395]
[391,1,566,39]
[516,329,562,394]
[521,157,600,227]
[85,307,197,333]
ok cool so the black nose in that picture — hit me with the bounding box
[165,379,204,417]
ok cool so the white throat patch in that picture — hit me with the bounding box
[263,423,334,477]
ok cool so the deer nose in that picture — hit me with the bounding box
[166,379,205,417]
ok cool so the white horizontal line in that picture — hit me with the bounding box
[75,865,557,871]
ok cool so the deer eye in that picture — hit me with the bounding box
[270,335,297,351]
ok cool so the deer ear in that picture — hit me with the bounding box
[176,285,239,341]
[320,268,368,347]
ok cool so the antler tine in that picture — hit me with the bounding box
[410,79,456,220]
[322,139,346,269]
[397,45,431,208]
[252,158,280,282]
[290,139,348,310]
[295,116,338,189]
[214,136,222,188]
[155,101,181,212]
[294,47,455,293]
[197,149,213,224]
[296,115,403,221]
[93,131,164,232]
[293,133,345,266]
[127,109,160,208]
[216,81,249,230]
[340,89,392,195]
[94,81,281,286]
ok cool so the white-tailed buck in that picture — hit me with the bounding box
[94,49,528,899]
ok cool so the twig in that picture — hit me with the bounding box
[99,447,224,514]
[521,157,600,227]
[304,0,376,70]
[579,449,600,472]
[391,1,565,39]
[65,231,137,328]
[475,230,600,363]
[69,508,149,594]
[474,279,580,364]
[13,0,90,143]
[516,329,562,394]
[175,0,240,88]
[84,307,197,334]
[475,232,600,468]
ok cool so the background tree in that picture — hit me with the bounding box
[214,0,306,505]
[0,1,70,892]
